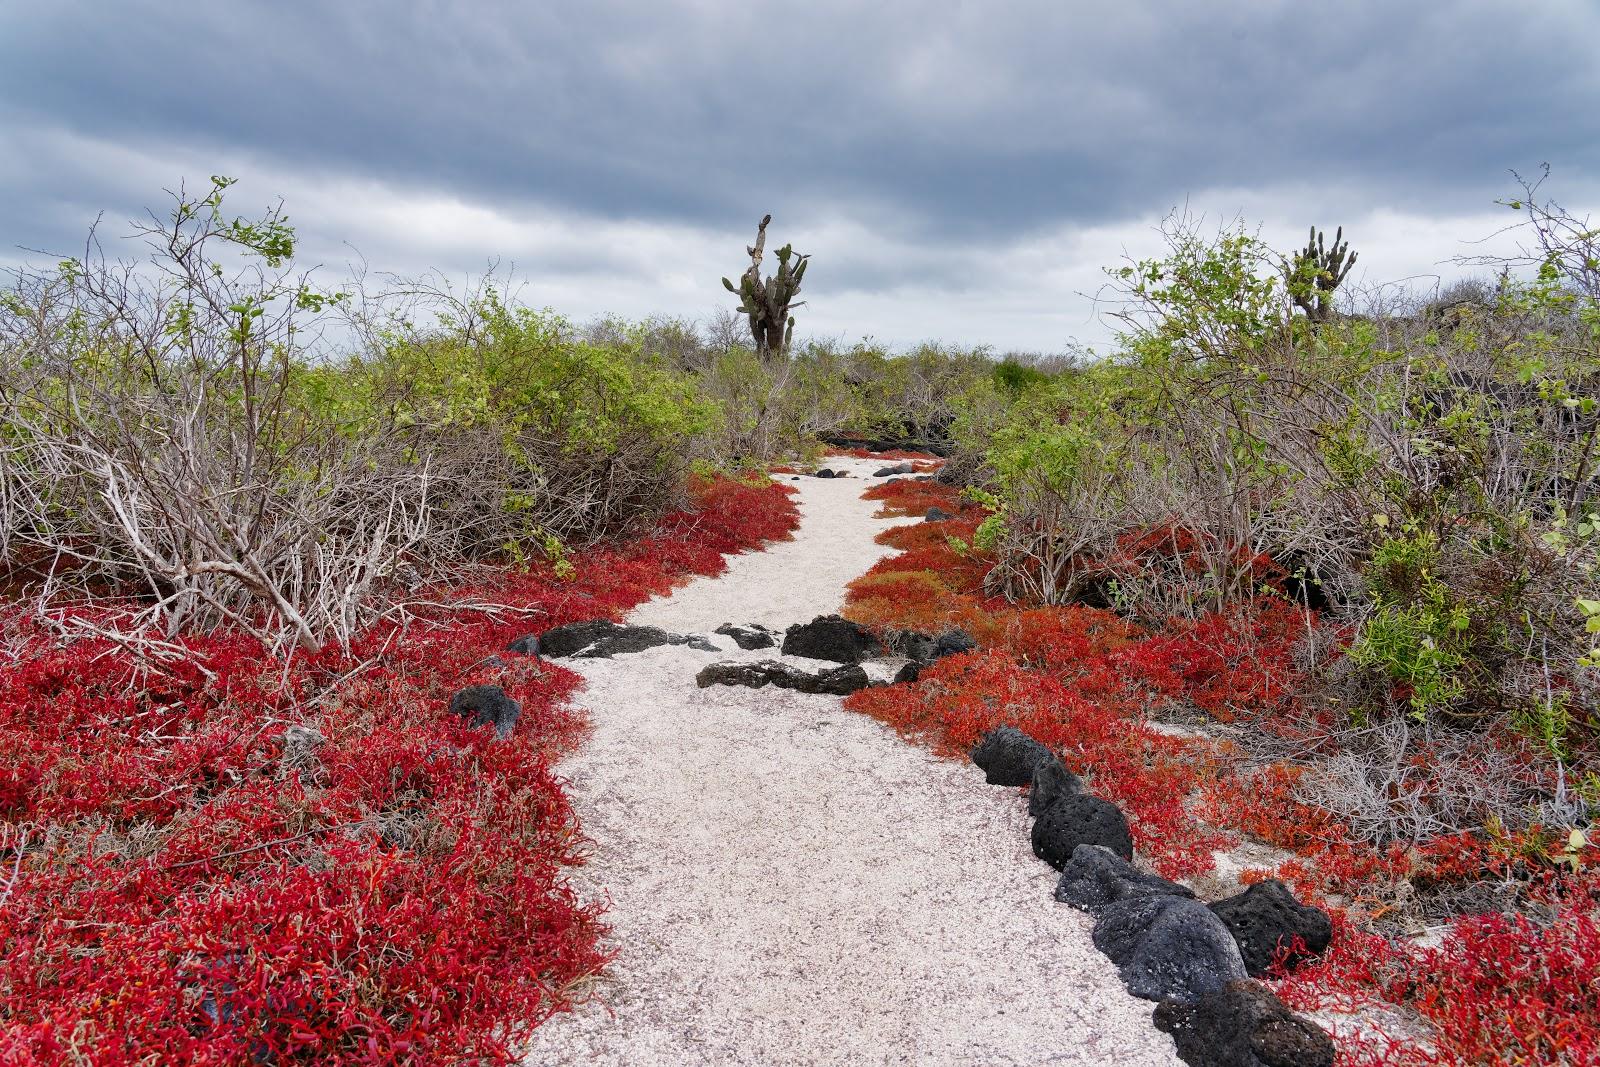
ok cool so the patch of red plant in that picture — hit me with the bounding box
[829,446,945,464]
[839,508,1600,1065]
[0,476,799,1065]
[861,478,967,519]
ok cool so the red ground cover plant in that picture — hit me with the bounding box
[0,476,798,1065]
[833,446,945,466]
[841,474,1600,1066]
[860,478,961,518]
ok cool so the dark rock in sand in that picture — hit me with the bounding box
[893,661,923,684]
[1053,844,1193,914]
[1154,979,1335,1067]
[505,633,540,655]
[813,468,837,478]
[970,725,1056,786]
[541,620,716,659]
[1032,792,1135,866]
[1093,894,1247,1003]
[873,462,916,477]
[538,619,619,657]
[715,622,780,650]
[782,614,878,663]
[696,659,871,696]
[448,685,522,739]
[1027,758,1082,816]
[924,506,955,522]
[1208,879,1333,976]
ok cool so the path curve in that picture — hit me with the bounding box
[523,456,1180,1066]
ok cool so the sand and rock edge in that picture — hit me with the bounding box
[519,456,1183,1066]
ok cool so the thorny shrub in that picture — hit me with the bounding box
[0,476,798,1065]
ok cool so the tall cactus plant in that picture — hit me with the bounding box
[722,214,809,359]
[1289,225,1358,323]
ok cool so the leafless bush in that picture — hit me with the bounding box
[1296,718,1554,845]
[0,180,449,654]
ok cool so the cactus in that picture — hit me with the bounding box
[1289,226,1357,323]
[721,214,809,358]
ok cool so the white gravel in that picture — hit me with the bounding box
[522,457,1180,1066]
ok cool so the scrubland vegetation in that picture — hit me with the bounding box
[0,182,801,1062]
[840,181,1600,1064]
[2,173,1597,1062]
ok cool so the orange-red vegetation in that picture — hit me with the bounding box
[0,476,799,1065]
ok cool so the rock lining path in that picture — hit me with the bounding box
[522,456,1180,1066]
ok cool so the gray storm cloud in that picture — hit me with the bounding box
[2,0,1597,348]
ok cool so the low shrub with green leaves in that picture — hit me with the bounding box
[956,192,1600,773]
[0,179,722,651]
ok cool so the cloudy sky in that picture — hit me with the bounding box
[3,1,1598,351]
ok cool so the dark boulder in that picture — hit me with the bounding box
[924,506,955,522]
[934,629,976,657]
[541,620,716,659]
[715,622,780,650]
[1209,879,1333,976]
[873,462,916,477]
[782,615,878,663]
[539,619,619,658]
[448,685,521,739]
[1032,792,1134,866]
[889,630,940,663]
[1154,979,1335,1067]
[1054,844,1193,914]
[813,468,837,478]
[1093,895,1247,1003]
[893,661,923,685]
[970,725,1055,786]
[887,627,974,664]
[1027,758,1082,817]
[696,659,871,696]
[505,633,540,655]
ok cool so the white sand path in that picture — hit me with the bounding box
[522,456,1180,1066]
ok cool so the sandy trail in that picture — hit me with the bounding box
[522,456,1179,1066]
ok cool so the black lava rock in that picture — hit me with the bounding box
[541,620,715,659]
[934,629,976,657]
[448,685,522,739]
[886,627,975,664]
[814,468,837,478]
[782,615,877,663]
[888,630,939,662]
[505,633,540,655]
[1027,758,1082,817]
[924,506,955,522]
[1093,895,1247,1003]
[1208,879,1333,976]
[873,462,915,477]
[893,661,923,685]
[1053,844,1193,914]
[696,659,871,696]
[1032,792,1135,866]
[970,725,1056,786]
[715,622,780,650]
[539,619,619,657]
[1154,979,1335,1067]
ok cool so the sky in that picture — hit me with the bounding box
[2,1,1598,352]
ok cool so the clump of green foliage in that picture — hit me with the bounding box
[957,194,1600,771]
